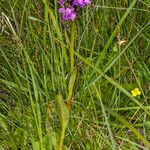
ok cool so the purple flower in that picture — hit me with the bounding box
[58,0,91,22]
[71,0,91,7]
[59,0,66,6]
[59,7,77,21]
[83,0,91,5]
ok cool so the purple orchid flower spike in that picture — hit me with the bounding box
[58,0,91,22]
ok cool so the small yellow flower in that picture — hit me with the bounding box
[131,88,141,97]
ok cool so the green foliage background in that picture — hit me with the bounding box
[0,0,150,149]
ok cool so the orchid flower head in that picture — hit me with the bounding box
[58,0,91,21]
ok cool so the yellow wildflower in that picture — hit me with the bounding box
[131,88,141,97]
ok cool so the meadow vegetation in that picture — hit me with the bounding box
[0,0,150,149]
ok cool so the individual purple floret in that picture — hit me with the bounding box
[83,0,91,6]
[59,0,67,6]
[58,7,77,21]
[71,0,91,7]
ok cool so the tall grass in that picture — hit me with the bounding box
[0,0,150,149]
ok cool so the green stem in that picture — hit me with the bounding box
[70,22,76,74]
[67,22,76,109]
[58,127,66,150]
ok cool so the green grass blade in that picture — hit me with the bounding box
[93,84,117,150]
